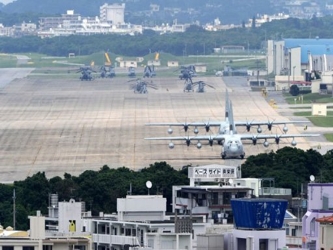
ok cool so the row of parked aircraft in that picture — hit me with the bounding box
[145,91,319,159]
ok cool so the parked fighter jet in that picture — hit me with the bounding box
[145,91,317,159]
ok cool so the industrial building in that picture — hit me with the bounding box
[267,38,333,93]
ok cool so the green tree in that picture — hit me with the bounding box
[290,85,300,96]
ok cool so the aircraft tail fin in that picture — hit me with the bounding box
[228,100,237,134]
[225,89,230,119]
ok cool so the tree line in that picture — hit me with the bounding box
[1,16,333,57]
[0,147,332,230]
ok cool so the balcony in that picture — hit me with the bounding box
[286,236,302,246]
[259,187,292,196]
[93,234,140,246]
[208,198,231,208]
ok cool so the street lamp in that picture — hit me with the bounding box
[331,74,333,97]
[287,49,291,90]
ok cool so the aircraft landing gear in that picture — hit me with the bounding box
[240,154,245,159]
[221,153,226,159]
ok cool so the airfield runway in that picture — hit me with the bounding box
[0,68,321,182]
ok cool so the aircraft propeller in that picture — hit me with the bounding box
[245,118,255,132]
[186,136,191,147]
[267,118,276,131]
[251,135,258,145]
[204,119,211,132]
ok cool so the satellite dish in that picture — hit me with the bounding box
[310,175,315,182]
[146,180,152,189]
[228,179,234,185]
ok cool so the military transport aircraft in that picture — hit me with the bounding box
[145,92,318,159]
[146,90,308,135]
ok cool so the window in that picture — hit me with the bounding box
[3,247,14,250]
[223,192,231,204]
[43,246,52,250]
[125,228,131,236]
[23,247,34,250]
[212,192,218,205]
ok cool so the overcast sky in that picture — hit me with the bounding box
[0,0,14,4]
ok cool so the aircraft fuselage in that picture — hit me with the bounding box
[221,135,245,159]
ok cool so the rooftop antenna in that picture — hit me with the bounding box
[127,183,132,195]
[146,180,152,195]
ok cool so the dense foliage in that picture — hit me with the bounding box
[0,162,189,230]
[242,147,333,195]
[1,148,333,230]
[1,16,333,57]
[290,85,300,96]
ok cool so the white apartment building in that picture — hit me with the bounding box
[100,3,125,24]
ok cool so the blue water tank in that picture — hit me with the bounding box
[231,198,287,229]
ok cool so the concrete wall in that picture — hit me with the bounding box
[232,229,286,250]
[319,224,333,249]
[0,240,41,250]
[167,61,179,67]
[119,61,137,68]
[58,199,82,234]
[117,195,166,221]
[312,104,327,116]
[267,40,285,75]
[30,215,45,240]
[146,233,192,250]
[307,184,333,210]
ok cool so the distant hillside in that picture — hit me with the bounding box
[2,0,278,24]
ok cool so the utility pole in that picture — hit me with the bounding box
[13,189,16,230]
[255,59,260,86]
[288,49,291,90]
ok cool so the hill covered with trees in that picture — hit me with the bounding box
[0,0,276,25]
[1,16,333,57]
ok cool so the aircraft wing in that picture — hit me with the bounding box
[235,120,309,127]
[239,133,320,141]
[146,121,222,127]
[145,134,225,140]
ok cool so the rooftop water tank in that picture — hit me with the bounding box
[231,198,287,229]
